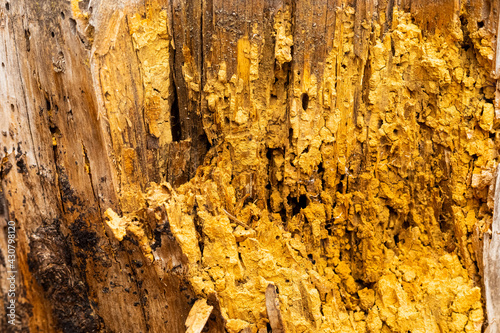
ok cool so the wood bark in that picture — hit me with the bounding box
[1,0,499,332]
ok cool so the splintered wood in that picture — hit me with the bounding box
[265,284,285,333]
[484,165,500,333]
[185,299,213,333]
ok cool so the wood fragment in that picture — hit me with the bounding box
[495,9,500,79]
[185,299,213,333]
[222,207,251,229]
[484,164,500,333]
[265,284,285,333]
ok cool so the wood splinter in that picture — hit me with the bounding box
[222,207,251,229]
[185,299,213,333]
[484,164,500,333]
[266,283,285,333]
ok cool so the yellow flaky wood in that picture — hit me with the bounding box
[2,0,500,332]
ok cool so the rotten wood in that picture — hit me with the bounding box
[1,0,500,332]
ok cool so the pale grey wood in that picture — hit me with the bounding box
[484,164,500,333]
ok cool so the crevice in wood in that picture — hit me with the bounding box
[170,85,182,142]
[81,142,97,201]
[0,183,8,219]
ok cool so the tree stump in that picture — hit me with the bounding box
[1,0,499,332]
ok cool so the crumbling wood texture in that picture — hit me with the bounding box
[1,0,500,332]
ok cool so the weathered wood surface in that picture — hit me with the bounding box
[484,164,500,333]
[0,0,198,332]
[0,0,500,332]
